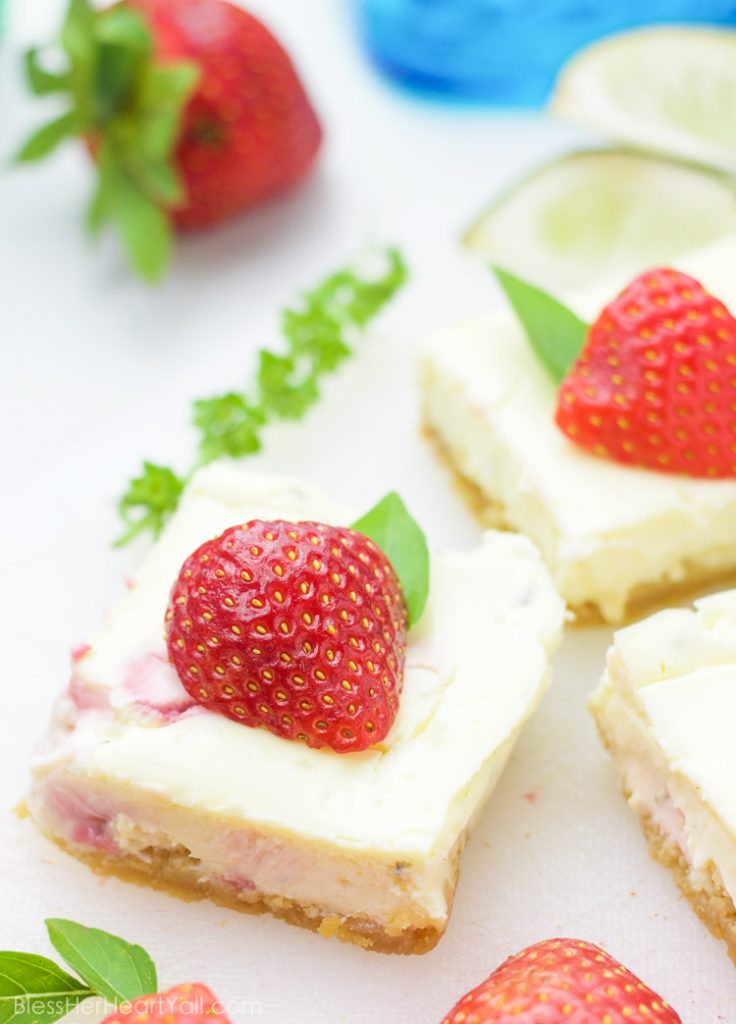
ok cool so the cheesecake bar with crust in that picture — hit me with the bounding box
[421,236,736,624]
[591,590,736,963]
[29,464,564,954]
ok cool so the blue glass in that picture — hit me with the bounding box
[356,0,736,106]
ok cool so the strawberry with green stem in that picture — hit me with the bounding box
[19,0,322,281]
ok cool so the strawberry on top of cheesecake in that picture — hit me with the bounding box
[165,518,410,752]
[422,235,736,622]
[29,465,564,953]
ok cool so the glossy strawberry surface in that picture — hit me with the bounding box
[166,519,407,752]
[440,938,681,1023]
[131,0,322,228]
[102,984,230,1024]
[556,269,736,477]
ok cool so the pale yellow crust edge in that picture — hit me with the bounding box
[590,720,736,967]
[640,815,736,968]
[423,422,736,627]
[36,829,461,956]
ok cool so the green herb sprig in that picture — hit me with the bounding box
[116,247,408,547]
[0,919,158,1024]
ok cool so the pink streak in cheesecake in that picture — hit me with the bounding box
[122,653,195,719]
[43,783,118,854]
[224,874,256,891]
[71,643,91,662]
[68,675,111,713]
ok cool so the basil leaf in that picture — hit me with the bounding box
[493,265,588,383]
[352,492,429,627]
[0,952,92,1024]
[45,920,157,1006]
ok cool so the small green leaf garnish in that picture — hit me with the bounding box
[0,953,93,1024]
[0,920,159,1024]
[18,0,199,282]
[116,248,408,545]
[352,492,429,627]
[45,920,157,1006]
[493,265,588,383]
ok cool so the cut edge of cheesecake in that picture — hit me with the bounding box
[36,828,463,955]
[590,644,736,966]
[422,420,736,627]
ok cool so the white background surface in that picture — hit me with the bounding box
[2,1,735,1021]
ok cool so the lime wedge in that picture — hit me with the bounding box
[463,149,736,291]
[551,27,736,173]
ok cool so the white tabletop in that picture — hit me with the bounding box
[2,2,735,1021]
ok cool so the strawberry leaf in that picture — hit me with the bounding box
[114,189,171,284]
[45,920,156,1007]
[352,492,429,627]
[18,0,197,282]
[16,112,81,162]
[493,265,588,383]
[96,146,172,282]
[95,8,152,120]
[24,50,70,96]
[138,65,199,169]
[60,0,96,69]
[0,953,93,1024]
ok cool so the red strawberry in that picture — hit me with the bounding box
[165,520,408,752]
[102,984,230,1024]
[127,0,322,230]
[440,938,681,1024]
[556,268,736,478]
[20,0,322,279]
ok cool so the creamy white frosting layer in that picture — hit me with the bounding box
[31,465,564,931]
[591,589,736,906]
[422,235,736,621]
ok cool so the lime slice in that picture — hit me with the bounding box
[463,149,736,291]
[551,27,736,173]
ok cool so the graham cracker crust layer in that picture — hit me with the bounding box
[591,712,736,966]
[641,815,736,967]
[42,831,456,955]
[423,422,736,627]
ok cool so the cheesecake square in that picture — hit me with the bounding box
[29,464,563,954]
[421,236,736,623]
[591,590,736,963]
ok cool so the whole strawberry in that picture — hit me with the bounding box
[556,268,736,477]
[440,938,681,1024]
[102,984,230,1024]
[166,519,408,752]
[19,0,322,280]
